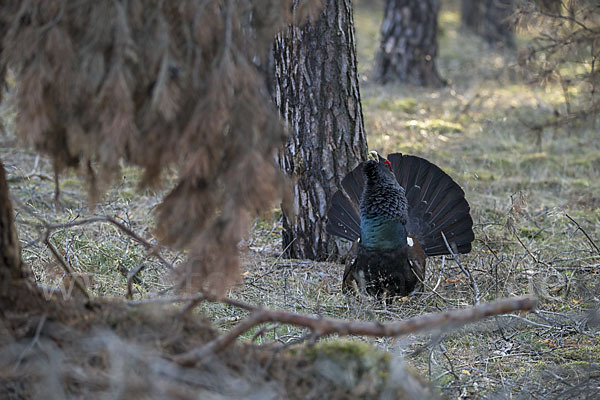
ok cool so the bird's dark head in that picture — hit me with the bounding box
[363,151,398,189]
[360,151,408,223]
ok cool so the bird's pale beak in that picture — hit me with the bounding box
[368,150,379,162]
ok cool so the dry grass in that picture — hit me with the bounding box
[1,0,599,398]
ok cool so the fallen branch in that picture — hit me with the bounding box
[172,295,537,366]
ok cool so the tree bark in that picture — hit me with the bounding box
[0,161,44,311]
[375,0,444,87]
[461,0,483,33]
[482,0,515,49]
[0,163,23,279]
[272,0,367,260]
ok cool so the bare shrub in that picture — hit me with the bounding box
[515,0,600,130]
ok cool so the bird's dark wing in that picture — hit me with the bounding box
[387,153,474,256]
[326,162,365,241]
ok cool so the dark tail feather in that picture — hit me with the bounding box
[340,162,365,206]
[326,164,364,241]
[327,153,475,252]
[387,153,474,256]
[326,191,361,241]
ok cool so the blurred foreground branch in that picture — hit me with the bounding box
[173,295,537,366]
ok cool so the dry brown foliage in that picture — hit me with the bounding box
[0,0,323,296]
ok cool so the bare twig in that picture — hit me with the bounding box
[172,295,537,366]
[536,9,592,33]
[12,195,173,272]
[127,264,146,300]
[127,295,206,306]
[439,342,461,382]
[250,236,296,281]
[17,203,172,299]
[43,216,173,270]
[14,315,47,369]
[441,231,480,304]
[7,172,53,183]
[432,255,446,293]
[565,213,600,256]
[260,216,283,252]
[510,226,551,268]
[53,166,60,206]
[251,323,279,343]
[415,265,449,304]
[44,231,91,301]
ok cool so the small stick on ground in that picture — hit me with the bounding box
[566,213,600,256]
[441,231,480,304]
[511,225,551,268]
[172,295,537,366]
[439,342,461,382]
[126,264,146,300]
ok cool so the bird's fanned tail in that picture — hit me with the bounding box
[387,153,473,256]
[326,153,474,256]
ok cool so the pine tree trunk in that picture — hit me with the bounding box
[272,0,367,261]
[482,0,515,48]
[0,161,43,311]
[0,161,25,278]
[375,0,444,87]
[461,0,483,33]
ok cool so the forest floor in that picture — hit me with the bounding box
[1,0,599,398]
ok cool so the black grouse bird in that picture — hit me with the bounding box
[326,151,474,298]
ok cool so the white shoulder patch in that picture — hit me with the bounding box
[407,237,414,247]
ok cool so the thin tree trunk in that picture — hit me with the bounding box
[375,0,444,87]
[0,162,25,279]
[272,0,367,261]
[0,161,43,311]
[537,0,562,14]
[461,0,483,33]
[482,0,515,49]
